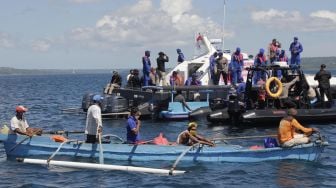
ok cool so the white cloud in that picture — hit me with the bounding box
[251,9,336,32]
[0,32,15,48]
[69,0,101,3]
[251,9,302,24]
[311,10,336,23]
[67,0,229,50]
[31,39,51,52]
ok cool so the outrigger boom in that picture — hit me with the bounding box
[16,158,186,175]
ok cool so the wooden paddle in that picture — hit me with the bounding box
[98,132,104,164]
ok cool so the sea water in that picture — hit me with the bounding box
[0,73,335,188]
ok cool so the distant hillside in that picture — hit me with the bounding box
[0,67,114,75]
[1,57,335,75]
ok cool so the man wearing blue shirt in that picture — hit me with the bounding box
[142,50,152,86]
[289,37,303,69]
[126,107,141,144]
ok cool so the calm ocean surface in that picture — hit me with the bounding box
[0,73,336,188]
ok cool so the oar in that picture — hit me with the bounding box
[9,131,40,152]
[212,134,277,141]
[169,143,200,175]
[9,136,31,152]
[98,132,104,164]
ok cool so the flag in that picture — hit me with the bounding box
[196,33,203,49]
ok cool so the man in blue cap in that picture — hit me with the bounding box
[230,47,244,85]
[142,50,152,86]
[85,94,103,143]
[289,37,303,69]
[176,49,185,64]
[254,48,267,84]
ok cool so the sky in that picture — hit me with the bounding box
[0,0,335,70]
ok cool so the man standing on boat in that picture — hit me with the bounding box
[209,52,218,85]
[268,39,280,64]
[176,122,214,147]
[278,108,318,147]
[176,48,185,64]
[85,95,103,143]
[314,64,332,107]
[289,37,303,69]
[230,47,244,85]
[126,107,141,144]
[215,52,229,85]
[156,51,169,86]
[254,48,267,84]
[10,106,43,137]
[142,50,152,86]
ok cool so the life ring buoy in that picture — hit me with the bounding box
[265,77,283,98]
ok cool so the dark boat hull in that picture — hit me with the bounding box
[207,106,336,125]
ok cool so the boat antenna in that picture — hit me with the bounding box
[221,0,226,51]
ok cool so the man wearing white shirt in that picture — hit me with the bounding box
[85,95,103,143]
[10,105,42,137]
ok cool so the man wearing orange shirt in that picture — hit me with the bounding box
[278,108,318,147]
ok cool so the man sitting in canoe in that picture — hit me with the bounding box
[176,122,214,147]
[10,106,42,137]
[278,108,318,147]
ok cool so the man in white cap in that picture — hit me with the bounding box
[10,105,42,137]
[85,95,103,143]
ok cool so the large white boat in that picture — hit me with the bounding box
[164,33,254,86]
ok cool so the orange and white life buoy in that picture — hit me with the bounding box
[265,77,283,98]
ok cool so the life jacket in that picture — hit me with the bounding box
[232,53,243,63]
[269,43,278,54]
[279,55,288,62]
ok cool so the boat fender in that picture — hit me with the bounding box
[265,77,283,98]
[51,135,68,143]
[264,137,279,148]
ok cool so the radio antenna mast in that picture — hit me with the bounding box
[222,0,226,51]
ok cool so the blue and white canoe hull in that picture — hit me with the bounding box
[0,134,328,162]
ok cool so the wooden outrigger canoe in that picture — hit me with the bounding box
[0,133,328,163]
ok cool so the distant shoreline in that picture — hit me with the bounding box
[1,57,335,75]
